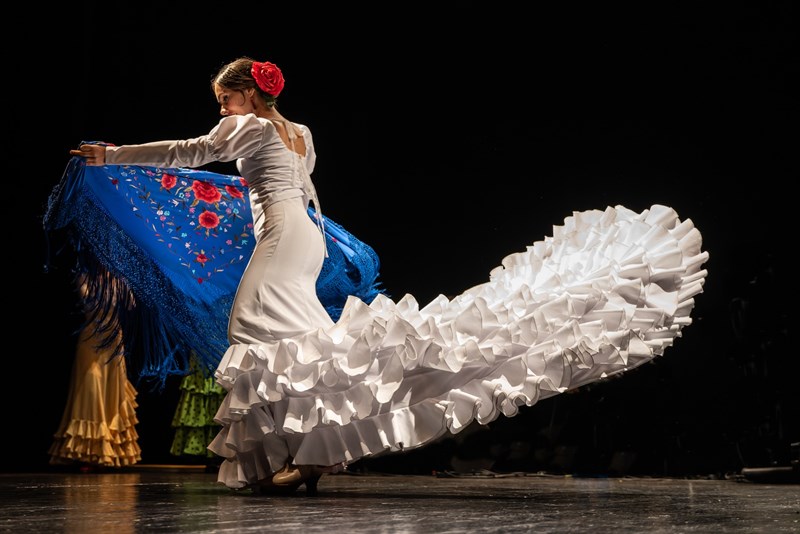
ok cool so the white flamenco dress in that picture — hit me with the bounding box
[90,113,707,490]
[209,202,708,488]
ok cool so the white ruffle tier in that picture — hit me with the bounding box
[209,204,709,488]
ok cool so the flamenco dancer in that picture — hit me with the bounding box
[64,57,709,494]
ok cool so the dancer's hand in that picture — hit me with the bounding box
[69,144,105,166]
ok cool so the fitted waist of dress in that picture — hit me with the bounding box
[251,186,327,256]
[250,187,306,228]
[256,187,307,208]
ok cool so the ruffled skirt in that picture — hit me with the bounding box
[49,325,141,468]
[208,204,708,489]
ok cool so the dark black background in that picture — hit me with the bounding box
[6,3,797,475]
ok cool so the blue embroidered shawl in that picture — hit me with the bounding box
[44,150,385,384]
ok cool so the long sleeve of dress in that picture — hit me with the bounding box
[105,114,268,168]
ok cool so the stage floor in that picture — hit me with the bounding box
[1,467,798,533]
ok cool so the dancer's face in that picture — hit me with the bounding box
[214,84,255,117]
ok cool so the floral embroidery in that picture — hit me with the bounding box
[191,180,222,204]
[110,166,251,284]
[161,174,177,190]
[225,185,244,199]
[199,210,220,230]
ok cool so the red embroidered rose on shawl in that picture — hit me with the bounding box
[192,180,222,203]
[225,185,244,199]
[198,210,220,229]
[161,174,177,190]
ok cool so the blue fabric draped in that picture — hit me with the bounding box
[44,147,385,385]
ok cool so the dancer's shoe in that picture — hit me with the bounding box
[272,464,330,496]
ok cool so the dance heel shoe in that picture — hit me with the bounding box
[272,464,329,496]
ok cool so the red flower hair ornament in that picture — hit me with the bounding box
[251,61,285,97]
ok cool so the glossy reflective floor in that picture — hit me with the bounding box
[1,467,798,533]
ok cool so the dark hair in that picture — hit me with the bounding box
[211,57,277,107]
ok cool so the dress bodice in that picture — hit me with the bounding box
[236,118,319,230]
